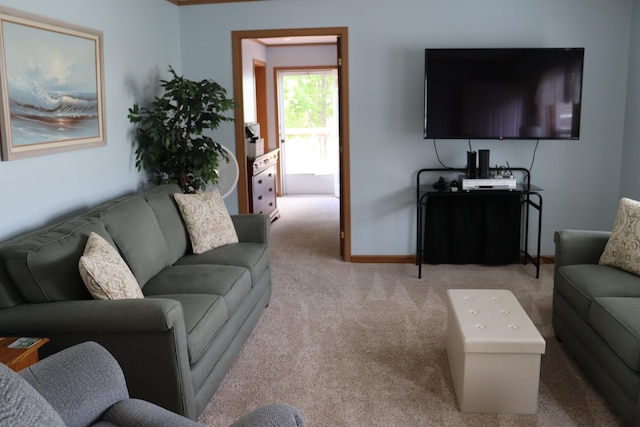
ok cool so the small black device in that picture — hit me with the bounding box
[478,149,490,178]
[466,151,477,178]
[433,176,449,190]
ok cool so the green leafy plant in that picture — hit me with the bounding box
[128,66,236,193]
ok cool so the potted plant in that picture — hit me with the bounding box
[128,66,236,193]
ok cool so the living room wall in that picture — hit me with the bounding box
[0,0,637,260]
[0,0,180,241]
[621,0,640,200]
[178,0,636,257]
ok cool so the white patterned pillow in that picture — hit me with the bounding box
[174,189,239,254]
[599,198,640,276]
[79,232,144,299]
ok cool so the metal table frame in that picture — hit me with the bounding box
[416,167,542,278]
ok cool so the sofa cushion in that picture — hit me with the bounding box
[143,184,189,265]
[1,218,110,302]
[600,198,640,276]
[143,264,252,318]
[148,293,228,364]
[589,297,640,372]
[79,232,144,300]
[556,264,640,320]
[174,190,239,254]
[89,195,170,286]
[176,242,269,286]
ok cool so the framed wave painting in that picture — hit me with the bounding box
[0,7,106,161]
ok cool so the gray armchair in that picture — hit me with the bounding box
[0,341,305,427]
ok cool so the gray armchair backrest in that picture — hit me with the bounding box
[20,341,129,426]
[0,362,65,427]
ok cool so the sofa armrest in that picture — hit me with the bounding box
[230,404,306,427]
[104,399,206,427]
[554,229,611,267]
[232,214,270,245]
[0,298,196,419]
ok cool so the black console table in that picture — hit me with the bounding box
[416,167,542,279]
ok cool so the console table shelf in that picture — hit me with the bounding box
[416,167,542,279]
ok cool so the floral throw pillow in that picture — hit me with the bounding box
[599,198,640,276]
[174,189,239,254]
[78,232,144,300]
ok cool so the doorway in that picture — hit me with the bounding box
[231,27,351,260]
[277,67,339,196]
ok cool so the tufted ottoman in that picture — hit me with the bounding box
[446,289,546,414]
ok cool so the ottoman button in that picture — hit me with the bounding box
[475,324,486,329]
[509,324,519,329]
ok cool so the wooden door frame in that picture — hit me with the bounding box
[252,59,269,156]
[231,27,351,261]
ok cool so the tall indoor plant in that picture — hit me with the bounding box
[128,66,236,193]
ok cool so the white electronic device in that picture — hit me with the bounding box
[460,177,517,191]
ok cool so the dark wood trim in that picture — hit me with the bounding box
[231,32,249,214]
[337,30,351,262]
[351,255,416,264]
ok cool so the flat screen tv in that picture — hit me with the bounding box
[423,48,584,140]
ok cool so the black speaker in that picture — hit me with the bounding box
[466,151,476,178]
[479,149,490,178]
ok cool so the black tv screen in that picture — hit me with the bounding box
[423,48,584,140]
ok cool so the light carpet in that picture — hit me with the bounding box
[198,196,622,426]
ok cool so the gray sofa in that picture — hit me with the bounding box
[0,183,272,420]
[553,229,640,425]
[0,341,305,427]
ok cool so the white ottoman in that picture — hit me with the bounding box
[446,289,546,414]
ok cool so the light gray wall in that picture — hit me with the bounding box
[179,0,635,256]
[241,39,266,125]
[621,0,640,200]
[0,0,180,241]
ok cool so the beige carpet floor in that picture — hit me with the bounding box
[198,196,623,426]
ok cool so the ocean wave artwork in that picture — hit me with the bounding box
[8,77,99,146]
[0,17,103,155]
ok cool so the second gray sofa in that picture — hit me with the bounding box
[554,229,640,425]
[0,183,271,419]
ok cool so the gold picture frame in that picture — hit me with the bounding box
[0,7,106,161]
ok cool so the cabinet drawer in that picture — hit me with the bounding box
[253,195,276,215]
[252,166,276,194]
